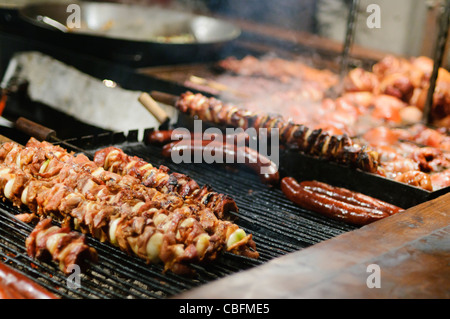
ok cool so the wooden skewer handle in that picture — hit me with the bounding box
[138,92,169,124]
[150,91,178,107]
[15,117,56,141]
[0,134,15,145]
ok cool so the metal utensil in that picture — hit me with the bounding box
[36,15,69,33]
[422,0,450,124]
[325,0,360,99]
[339,0,360,81]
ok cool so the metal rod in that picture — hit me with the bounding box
[340,0,360,81]
[422,0,450,124]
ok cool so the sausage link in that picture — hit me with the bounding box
[281,177,390,226]
[0,262,59,299]
[147,130,252,145]
[162,139,280,186]
[300,180,403,215]
[146,130,175,145]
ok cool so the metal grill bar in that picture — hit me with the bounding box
[126,143,355,241]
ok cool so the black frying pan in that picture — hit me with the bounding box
[18,1,241,67]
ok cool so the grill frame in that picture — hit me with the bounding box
[0,130,357,299]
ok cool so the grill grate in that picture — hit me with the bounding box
[0,136,357,299]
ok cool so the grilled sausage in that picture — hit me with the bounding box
[146,129,252,146]
[146,130,175,145]
[162,139,280,186]
[280,177,390,226]
[299,180,403,215]
[0,262,59,299]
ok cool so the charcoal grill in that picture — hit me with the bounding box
[0,29,359,299]
[0,5,448,299]
[0,130,357,299]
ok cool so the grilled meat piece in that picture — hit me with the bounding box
[26,218,98,274]
[217,55,339,89]
[394,170,433,191]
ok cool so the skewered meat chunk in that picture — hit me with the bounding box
[0,139,258,274]
[93,146,239,220]
[26,218,98,274]
[94,146,199,196]
[175,91,379,173]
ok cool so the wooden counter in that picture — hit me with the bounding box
[175,192,450,299]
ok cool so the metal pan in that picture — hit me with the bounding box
[18,1,241,67]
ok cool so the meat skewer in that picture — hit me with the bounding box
[93,146,239,220]
[20,138,244,232]
[153,91,380,173]
[22,139,256,244]
[16,137,238,221]
[0,139,258,274]
[1,151,257,273]
[26,218,98,275]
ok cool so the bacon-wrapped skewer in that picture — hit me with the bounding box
[15,139,257,245]
[173,91,379,173]
[26,218,98,274]
[13,138,238,221]
[93,146,239,220]
[0,140,258,274]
